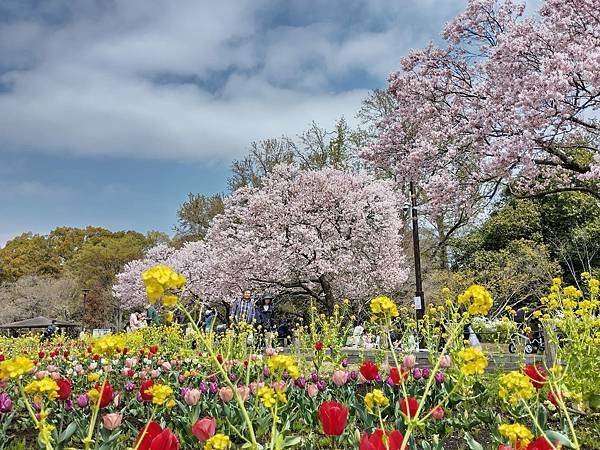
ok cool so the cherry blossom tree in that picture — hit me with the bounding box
[114,166,408,313]
[363,0,600,213]
[202,165,407,313]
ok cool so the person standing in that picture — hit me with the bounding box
[256,294,275,347]
[204,307,217,333]
[146,303,160,326]
[231,290,256,325]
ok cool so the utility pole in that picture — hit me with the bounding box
[409,182,425,347]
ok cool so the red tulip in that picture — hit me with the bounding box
[55,378,72,401]
[94,382,113,409]
[93,354,100,361]
[359,361,379,381]
[523,365,546,389]
[314,341,324,351]
[122,347,129,355]
[191,417,216,442]
[216,354,224,364]
[389,367,408,385]
[359,429,404,450]
[140,380,154,402]
[400,397,419,419]
[498,446,515,450]
[547,390,563,406]
[38,352,45,359]
[318,401,349,436]
[149,345,159,355]
[135,421,179,450]
[63,351,70,358]
[525,437,556,450]
[0,354,4,362]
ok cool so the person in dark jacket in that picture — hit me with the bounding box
[256,293,275,348]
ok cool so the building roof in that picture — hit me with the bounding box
[0,316,78,329]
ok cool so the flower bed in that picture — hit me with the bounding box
[0,269,598,449]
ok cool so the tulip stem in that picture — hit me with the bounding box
[83,376,107,450]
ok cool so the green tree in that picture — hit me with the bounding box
[173,193,224,243]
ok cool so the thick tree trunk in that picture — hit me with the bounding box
[319,274,335,314]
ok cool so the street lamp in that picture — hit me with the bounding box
[408,182,425,348]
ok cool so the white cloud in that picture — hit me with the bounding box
[0,0,467,162]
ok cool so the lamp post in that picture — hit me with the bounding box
[409,182,425,348]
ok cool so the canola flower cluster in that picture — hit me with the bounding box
[370,296,399,320]
[204,433,231,450]
[146,384,174,406]
[364,389,389,412]
[141,265,186,303]
[257,386,287,409]
[457,284,493,316]
[24,377,59,400]
[0,355,34,379]
[92,334,125,356]
[456,346,488,375]
[267,355,299,379]
[498,371,536,406]
[498,423,534,447]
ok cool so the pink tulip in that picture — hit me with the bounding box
[192,416,216,442]
[249,381,264,395]
[439,355,452,369]
[150,369,161,378]
[307,383,319,398]
[403,354,416,369]
[161,361,172,371]
[218,387,234,402]
[74,364,83,374]
[51,372,61,380]
[271,380,287,392]
[265,347,276,357]
[357,372,368,384]
[35,371,48,380]
[431,406,445,420]
[121,368,130,376]
[102,412,122,430]
[184,389,201,406]
[331,370,348,386]
[237,386,250,402]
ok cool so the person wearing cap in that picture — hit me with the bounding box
[256,293,276,348]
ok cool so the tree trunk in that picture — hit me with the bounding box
[319,274,335,314]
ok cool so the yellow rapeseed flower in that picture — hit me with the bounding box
[364,389,389,412]
[162,295,178,307]
[499,423,533,447]
[92,335,125,356]
[204,433,231,450]
[142,265,186,303]
[267,355,299,379]
[257,386,277,409]
[498,372,535,406]
[24,377,60,399]
[457,347,488,375]
[370,296,399,318]
[146,384,173,405]
[0,356,34,379]
[457,285,493,316]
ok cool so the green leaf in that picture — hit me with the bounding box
[463,432,484,450]
[536,404,548,431]
[544,431,575,448]
[283,436,302,448]
[57,422,78,444]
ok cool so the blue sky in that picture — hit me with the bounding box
[0,0,470,245]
